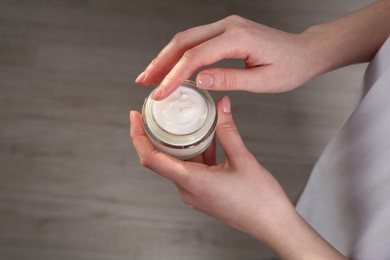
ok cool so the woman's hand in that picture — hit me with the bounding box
[136,0,390,101]
[130,96,346,259]
[130,96,287,230]
[135,15,319,100]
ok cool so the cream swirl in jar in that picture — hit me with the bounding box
[142,80,217,159]
[152,86,207,135]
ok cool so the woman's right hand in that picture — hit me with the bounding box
[135,15,320,100]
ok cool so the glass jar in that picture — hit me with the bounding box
[142,80,217,160]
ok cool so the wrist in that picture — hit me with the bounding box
[297,26,333,79]
[300,0,390,78]
[243,195,347,259]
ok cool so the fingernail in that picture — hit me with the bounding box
[197,73,214,88]
[221,96,231,113]
[152,87,163,100]
[135,71,147,83]
[130,110,145,136]
[130,110,135,122]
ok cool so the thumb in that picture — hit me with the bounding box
[197,67,269,92]
[216,96,250,163]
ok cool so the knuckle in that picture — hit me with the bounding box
[163,71,175,83]
[150,57,159,67]
[218,121,237,132]
[139,157,148,167]
[225,14,245,24]
[182,49,198,62]
[223,16,254,38]
[180,49,201,69]
[139,157,150,168]
[221,70,237,88]
[130,131,135,140]
[227,25,251,40]
[179,193,192,206]
[171,31,187,48]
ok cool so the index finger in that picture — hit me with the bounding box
[130,110,189,184]
[138,20,226,87]
[152,31,251,100]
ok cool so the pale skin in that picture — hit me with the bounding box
[131,0,390,259]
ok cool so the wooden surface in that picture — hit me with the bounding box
[0,0,372,259]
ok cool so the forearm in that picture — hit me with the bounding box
[302,0,390,77]
[243,198,347,259]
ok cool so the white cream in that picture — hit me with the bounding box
[142,80,216,160]
[152,86,207,135]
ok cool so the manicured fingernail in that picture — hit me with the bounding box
[197,73,214,88]
[135,71,147,83]
[152,87,163,100]
[130,110,135,122]
[221,96,231,113]
[130,111,144,136]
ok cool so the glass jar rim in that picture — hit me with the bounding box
[142,80,217,148]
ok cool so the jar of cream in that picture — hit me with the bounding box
[142,80,217,160]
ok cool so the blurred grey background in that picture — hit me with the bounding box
[0,0,373,259]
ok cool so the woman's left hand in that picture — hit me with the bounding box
[130,95,347,259]
[130,96,289,236]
